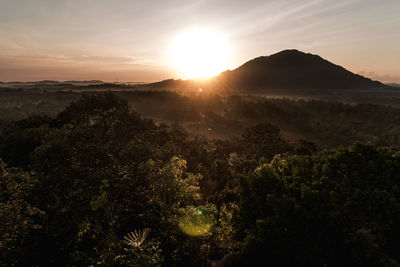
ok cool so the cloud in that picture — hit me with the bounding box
[359,71,400,84]
[0,53,144,66]
[74,55,136,64]
[0,54,171,82]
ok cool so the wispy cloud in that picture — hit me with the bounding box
[359,71,400,83]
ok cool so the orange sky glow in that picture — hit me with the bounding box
[0,0,399,83]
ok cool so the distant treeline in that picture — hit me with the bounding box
[3,89,400,149]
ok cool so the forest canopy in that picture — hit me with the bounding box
[1,92,400,266]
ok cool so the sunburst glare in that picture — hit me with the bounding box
[169,28,231,79]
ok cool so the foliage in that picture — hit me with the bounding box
[0,160,45,265]
[237,144,400,266]
[2,92,400,266]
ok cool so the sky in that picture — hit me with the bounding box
[0,0,399,83]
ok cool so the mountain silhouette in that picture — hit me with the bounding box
[215,49,386,90]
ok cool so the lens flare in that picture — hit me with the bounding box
[178,208,213,236]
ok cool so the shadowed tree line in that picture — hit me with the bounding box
[4,89,400,145]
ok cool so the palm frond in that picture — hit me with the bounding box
[124,228,151,248]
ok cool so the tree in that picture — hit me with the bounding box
[237,144,400,266]
[0,160,45,265]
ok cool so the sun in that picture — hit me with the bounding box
[169,29,230,79]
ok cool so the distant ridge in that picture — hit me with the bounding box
[0,80,104,84]
[387,83,400,88]
[216,49,387,90]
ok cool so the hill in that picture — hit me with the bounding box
[215,49,387,91]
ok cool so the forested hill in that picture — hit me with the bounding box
[215,49,387,90]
